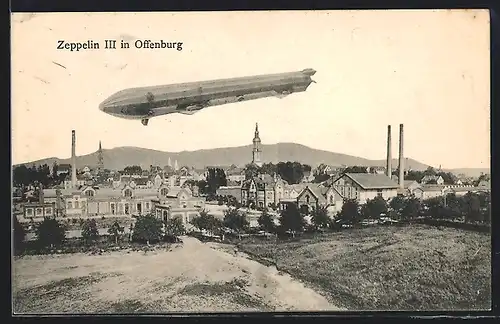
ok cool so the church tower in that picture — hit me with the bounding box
[252,123,263,167]
[97,140,104,173]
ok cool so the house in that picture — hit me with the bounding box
[241,174,280,208]
[477,180,491,190]
[129,176,152,189]
[370,166,386,175]
[56,164,72,176]
[63,174,88,189]
[412,185,447,200]
[295,184,343,214]
[151,186,206,231]
[331,173,399,204]
[226,167,246,184]
[420,175,445,185]
[391,179,421,196]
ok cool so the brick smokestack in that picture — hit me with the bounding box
[386,125,392,179]
[71,130,77,188]
[398,124,404,189]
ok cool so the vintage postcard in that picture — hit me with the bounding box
[11,10,491,314]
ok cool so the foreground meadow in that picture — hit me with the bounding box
[13,236,342,314]
[236,224,491,311]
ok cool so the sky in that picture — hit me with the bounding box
[11,10,490,169]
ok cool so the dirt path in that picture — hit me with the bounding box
[13,237,343,313]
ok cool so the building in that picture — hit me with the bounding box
[420,175,445,185]
[241,174,277,208]
[295,184,343,214]
[22,202,56,220]
[39,185,161,219]
[392,178,421,195]
[56,164,72,176]
[413,185,447,200]
[251,123,263,167]
[331,173,399,204]
[151,186,206,231]
[225,167,246,184]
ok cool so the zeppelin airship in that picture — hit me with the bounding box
[99,68,316,126]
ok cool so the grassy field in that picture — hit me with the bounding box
[236,224,491,311]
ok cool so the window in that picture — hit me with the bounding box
[45,207,52,215]
[67,201,73,209]
[111,203,115,215]
[124,189,132,198]
[330,195,334,204]
[85,190,94,197]
[26,208,33,216]
[377,190,383,197]
[36,208,43,216]
[145,202,150,210]
[75,201,79,209]
[124,203,129,215]
[306,195,310,204]
[160,188,168,196]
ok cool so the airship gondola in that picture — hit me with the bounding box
[99,68,316,126]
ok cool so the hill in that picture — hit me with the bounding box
[15,143,431,171]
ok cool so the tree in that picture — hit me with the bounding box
[191,210,223,236]
[165,217,186,237]
[107,220,125,244]
[36,217,66,249]
[14,216,26,253]
[276,162,309,184]
[206,167,227,194]
[463,192,482,223]
[401,197,421,220]
[260,163,277,176]
[258,208,276,233]
[131,215,164,245]
[310,205,330,230]
[279,203,305,237]
[389,195,406,217]
[424,197,444,220]
[337,199,361,225]
[361,196,388,219]
[244,163,260,180]
[81,219,100,245]
[223,208,249,238]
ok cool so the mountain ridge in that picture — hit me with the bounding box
[13,143,489,177]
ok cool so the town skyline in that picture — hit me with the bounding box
[11,11,490,169]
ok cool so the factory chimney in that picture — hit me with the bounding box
[398,124,404,189]
[386,125,392,179]
[71,130,77,188]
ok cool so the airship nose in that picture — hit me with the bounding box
[99,100,108,113]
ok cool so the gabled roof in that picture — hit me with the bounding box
[341,173,399,190]
[297,184,327,204]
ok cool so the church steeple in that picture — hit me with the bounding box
[252,123,263,167]
[97,140,104,172]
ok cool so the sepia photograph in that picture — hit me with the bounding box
[11,10,491,314]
